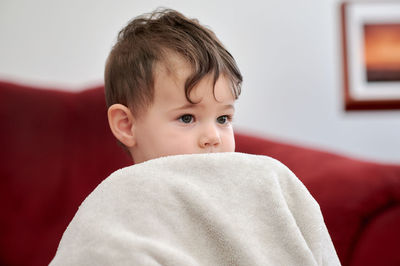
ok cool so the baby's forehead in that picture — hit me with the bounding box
[154,53,193,83]
[152,51,236,103]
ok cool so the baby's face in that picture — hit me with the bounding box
[130,56,236,164]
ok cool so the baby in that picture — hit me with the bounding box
[50,9,340,266]
[105,8,242,164]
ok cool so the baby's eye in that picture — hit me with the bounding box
[216,115,230,124]
[179,114,194,124]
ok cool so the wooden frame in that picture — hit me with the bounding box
[341,1,400,110]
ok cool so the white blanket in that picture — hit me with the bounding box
[50,152,340,266]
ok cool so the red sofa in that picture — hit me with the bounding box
[1,80,400,266]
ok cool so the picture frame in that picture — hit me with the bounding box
[341,1,400,110]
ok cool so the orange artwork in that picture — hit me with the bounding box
[363,23,400,82]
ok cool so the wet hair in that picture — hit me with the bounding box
[104,8,242,115]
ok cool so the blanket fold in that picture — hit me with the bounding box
[50,152,340,266]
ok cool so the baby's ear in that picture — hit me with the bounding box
[107,104,136,148]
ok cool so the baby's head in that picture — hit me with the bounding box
[105,9,242,164]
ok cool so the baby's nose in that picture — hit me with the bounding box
[199,125,221,148]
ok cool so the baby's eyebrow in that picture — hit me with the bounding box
[171,103,197,111]
[222,104,235,111]
[172,103,235,111]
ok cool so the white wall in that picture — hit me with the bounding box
[1,0,399,163]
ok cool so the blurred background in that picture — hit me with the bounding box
[0,0,399,163]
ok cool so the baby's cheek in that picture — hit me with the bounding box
[165,136,193,155]
[227,141,235,152]
[223,131,236,152]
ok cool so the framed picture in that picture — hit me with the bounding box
[341,1,400,110]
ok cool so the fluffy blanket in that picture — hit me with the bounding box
[50,152,340,265]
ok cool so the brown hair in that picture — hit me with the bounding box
[104,8,242,115]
